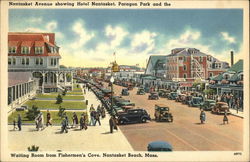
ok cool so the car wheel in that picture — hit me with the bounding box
[118,119,125,125]
[141,118,147,123]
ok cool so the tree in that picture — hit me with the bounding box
[62,89,67,96]
[26,105,40,120]
[56,94,63,104]
[58,106,65,119]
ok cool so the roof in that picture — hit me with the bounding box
[8,32,60,57]
[168,48,207,57]
[227,59,243,72]
[8,72,33,87]
[146,55,167,72]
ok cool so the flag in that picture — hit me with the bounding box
[113,52,116,56]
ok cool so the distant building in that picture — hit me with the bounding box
[210,59,243,96]
[8,32,73,93]
[166,48,229,82]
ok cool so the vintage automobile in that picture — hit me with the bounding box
[175,94,186,102]
[137,88,145,95]
[147,141,173,151]
[148,92,159,100]
[117,108,151,125]
[188,97,203,107]
[127,84,134,90]
[167,92,178,100]
[121,88,129,96]
[182,95,192,105]
[211,102,231,114]
[154,104,173,122]
[200,99,216,111]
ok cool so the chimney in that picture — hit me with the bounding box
[230,51,234,66]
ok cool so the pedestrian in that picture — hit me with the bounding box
[223,112,229,124]
[17,114,22,131]
[84,89,86,94]
[94,111,101,126]
[86,100,88,106]
[200,109,206,124]
[80,113,88,130]
[101,107,106,118]
[46,110,52,126]
[109,116,115,133]
[61,116,68,133]
[13,118,17,130]
[72,112,79,128]
[90,110,96,126]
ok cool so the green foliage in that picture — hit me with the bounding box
[26,105,40,120]
[28,145,39,151]
[56,94,63,104]
[203,89,215,95]
[58,106,65,119]
[62,89,67,96]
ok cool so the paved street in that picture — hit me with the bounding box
[105,83,243,151]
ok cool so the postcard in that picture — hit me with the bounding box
[0,0,249,161]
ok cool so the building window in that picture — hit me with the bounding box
[179,57,183,60]
[21,46,30,54]
[9,47,17,54]
[224,74,229,80]
[50,58,53,66]
[8,58,11,65]
[239,74,243,81]
[26,58,29,65]
[183,56,186,62]
[54,58,56,65]
[21,58,25,65]
[183,73,187,78]
[183,65,187,71]
[209,73,213,77]
[36,58,39,65]
[40,58,43,65]
[12,58,16,65]
[199,56,203,62]
[35,47,44,54]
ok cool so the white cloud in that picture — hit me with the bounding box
[26,17,43,24]
[105,25,128,48]
[70,20,95,49]
[46,21,57,31]
[131,30,157,54]
[220,32,235,44]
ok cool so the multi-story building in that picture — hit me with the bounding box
[166,48,229,82]
[8,32,73,93]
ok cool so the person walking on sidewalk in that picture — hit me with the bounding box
[46,110,52,126]
[13,118,17,130]
[80,114,88,130]
[109,115,118,133]
[17,114,22,131]
[94,111,101,126]
[223,111,229,124]
[90,109,96,126]
[72,112,79,128]
[61,116,68,133]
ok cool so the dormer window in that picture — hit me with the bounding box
[9,47,17,54]
[35,47,44,54]
[21,46,30,54]
[224,74,229,80]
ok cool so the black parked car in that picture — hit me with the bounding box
[117,108,151,125]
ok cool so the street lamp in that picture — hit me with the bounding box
[110,76,114,115]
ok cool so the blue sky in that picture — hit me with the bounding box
[9,9,243,67]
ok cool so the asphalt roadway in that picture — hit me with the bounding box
[105,83,243,151]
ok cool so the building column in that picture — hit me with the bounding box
[56,73,59,87]
[42,73,45,93]
[64,72,67,85]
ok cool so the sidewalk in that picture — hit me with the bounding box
[8,84,133,151]
[230,108,244,118]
